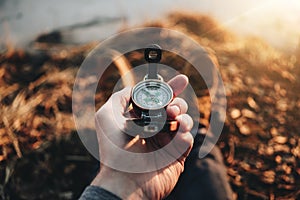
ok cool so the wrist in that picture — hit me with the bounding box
[91,167,148,200]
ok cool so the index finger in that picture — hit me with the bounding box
[167,74,189,97]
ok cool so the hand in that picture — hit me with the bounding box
[92,75,194,200]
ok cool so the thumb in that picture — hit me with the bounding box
[95,87,132,131]
[106,86,132,115]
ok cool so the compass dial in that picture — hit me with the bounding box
[132,80,173,110]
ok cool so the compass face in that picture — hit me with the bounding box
[132,80,173,110]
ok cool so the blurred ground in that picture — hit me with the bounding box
[1,12,300,199]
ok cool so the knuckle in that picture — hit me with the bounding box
[171,97,188,113]
[176,114,193,132]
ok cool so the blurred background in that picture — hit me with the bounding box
[1,0,300,199]
[1,0,300,51]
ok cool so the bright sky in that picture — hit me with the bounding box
[0,0,299,51]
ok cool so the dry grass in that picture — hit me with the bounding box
[0,11,300,199]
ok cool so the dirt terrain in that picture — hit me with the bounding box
[1,12,300,199]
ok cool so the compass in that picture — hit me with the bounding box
[131,80,173,111]
[127,44,178,135]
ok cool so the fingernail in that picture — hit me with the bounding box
[170,105,180,116]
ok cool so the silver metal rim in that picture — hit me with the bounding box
[131,79,173,110]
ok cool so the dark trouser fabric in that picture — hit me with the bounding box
[165,133,233,200]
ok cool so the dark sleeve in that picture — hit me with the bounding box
[79,186,122,200]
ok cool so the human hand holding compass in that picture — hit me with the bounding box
[93,74,193,199]
[92,45,193,199]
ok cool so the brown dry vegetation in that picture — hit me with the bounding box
[1,12,300,199]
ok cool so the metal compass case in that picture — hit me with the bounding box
[126,44,178,137]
